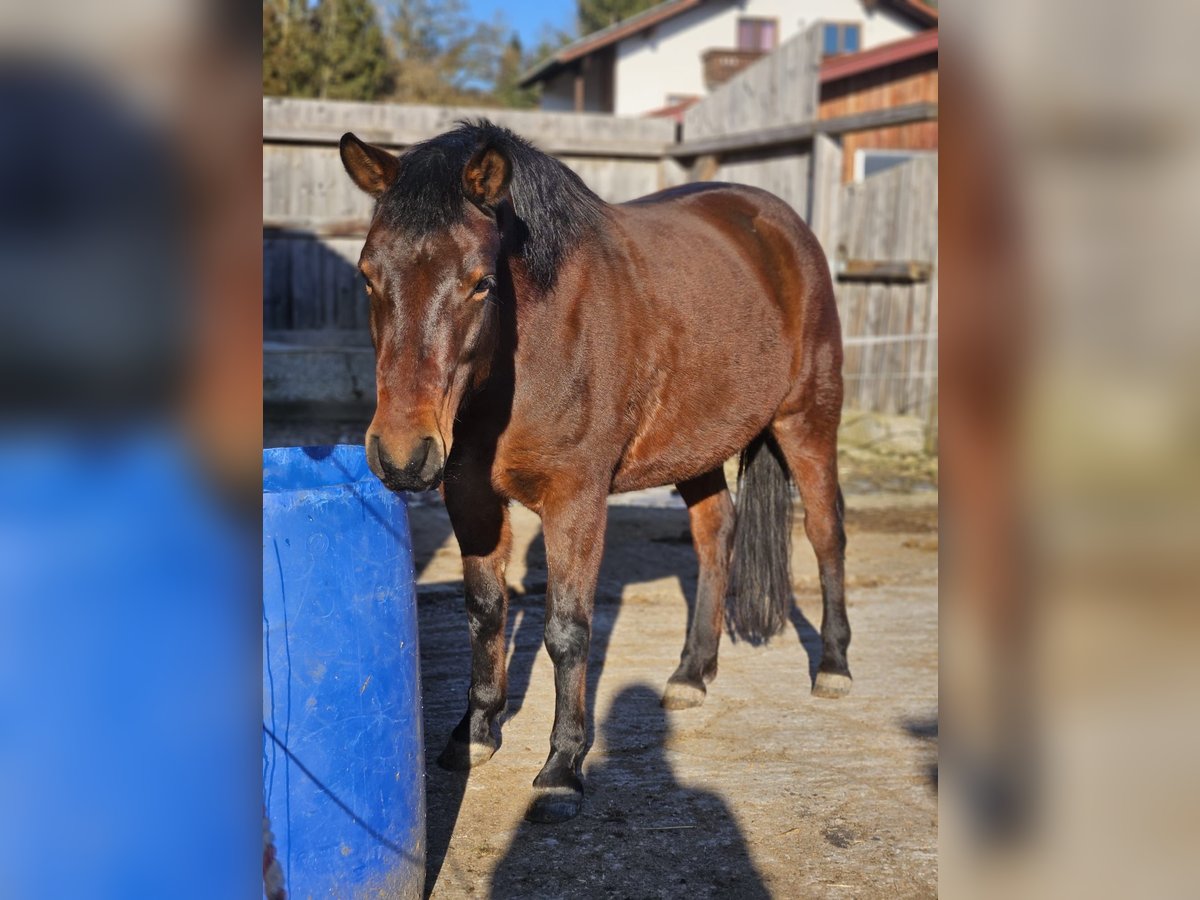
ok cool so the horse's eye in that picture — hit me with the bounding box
[471,275,496,300]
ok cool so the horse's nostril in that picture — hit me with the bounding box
[417,436,434,466]
[375,440,403,479]
[370,435,442,490]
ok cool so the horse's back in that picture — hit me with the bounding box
[601,183,837,492]
[618,181,829,306]
[622,180,788,208]
[622,181,814,242]
[614,181,835,358]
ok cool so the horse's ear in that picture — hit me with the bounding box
[340,133,399,197]
[462,144,511,210]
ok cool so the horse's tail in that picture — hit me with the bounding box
[728,431,793,644]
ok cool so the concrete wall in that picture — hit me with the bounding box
[610,0,916,116]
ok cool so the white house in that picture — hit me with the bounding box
[520,0,937,117]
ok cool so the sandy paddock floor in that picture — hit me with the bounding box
[407,475,938,899]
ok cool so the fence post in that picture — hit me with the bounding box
[810,132,844,263]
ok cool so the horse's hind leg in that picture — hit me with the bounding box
[772,413,852,698]
[439,467,512,770]
[663,467,734,710]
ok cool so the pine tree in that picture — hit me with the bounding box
[577,0,658,35]
[492,35,538,109]
[313,0,394,100]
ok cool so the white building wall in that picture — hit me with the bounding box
[612,0,917,116]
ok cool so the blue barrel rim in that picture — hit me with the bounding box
[262,444,376,493]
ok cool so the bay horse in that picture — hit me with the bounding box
[340,121,850,824]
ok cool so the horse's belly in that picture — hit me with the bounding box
[611,375,783,493]
[611,438,744,494]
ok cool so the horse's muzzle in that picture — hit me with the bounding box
[367,433,444,492]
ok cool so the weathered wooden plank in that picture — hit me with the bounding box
[263,236,364,332]
[809,133,843,261]
[836,260,932,283]
[262,149,667,222]
[690,154,721,182]
[673,103,939,160]
[831,154,938,422]
[265,218,371,238]
[713,151,811,216]
[555,156,667,203]
[263,97,675,158]
[683,25,821,141]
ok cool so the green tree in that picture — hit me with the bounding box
[265,0,572,108]
[388,0,505,104]
[313,0,394,100]
[263,0,321,98]
[492,35,538,109]
[577,0,658,35]
[503,24,574,108]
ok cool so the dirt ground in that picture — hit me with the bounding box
[406,453,938,899]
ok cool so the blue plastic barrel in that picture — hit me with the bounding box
[262,445,424,899]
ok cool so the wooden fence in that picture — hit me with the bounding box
[263,27,938,433]
[673,24,938,431]
[831,154,937,430]
[679,25,822,215]
[264,100,682,341]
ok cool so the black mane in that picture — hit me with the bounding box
[376,120,608,290]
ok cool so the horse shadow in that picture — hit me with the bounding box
[488,684,771,898]
[903,714,939,792]
[504,502,822,724]
[411,496,823,896]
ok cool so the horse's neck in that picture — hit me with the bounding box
[506,266,576,374]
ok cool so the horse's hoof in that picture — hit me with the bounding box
[661,680,706,710]
[436,738,496,771]
[812,671,853,699]
[525,786,583,823]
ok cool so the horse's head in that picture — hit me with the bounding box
[340,131,511,492]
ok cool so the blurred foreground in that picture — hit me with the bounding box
[941,0,1200,895]
[0,2,261,897]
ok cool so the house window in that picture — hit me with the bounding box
[854,149,934,182]
[822,22,861,56]
[737,18,778,52]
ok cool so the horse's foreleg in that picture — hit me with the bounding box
[663,468,734,709]
[527,489,607,823]
[439,477,512,770]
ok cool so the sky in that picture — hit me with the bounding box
[464,0,577,49]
